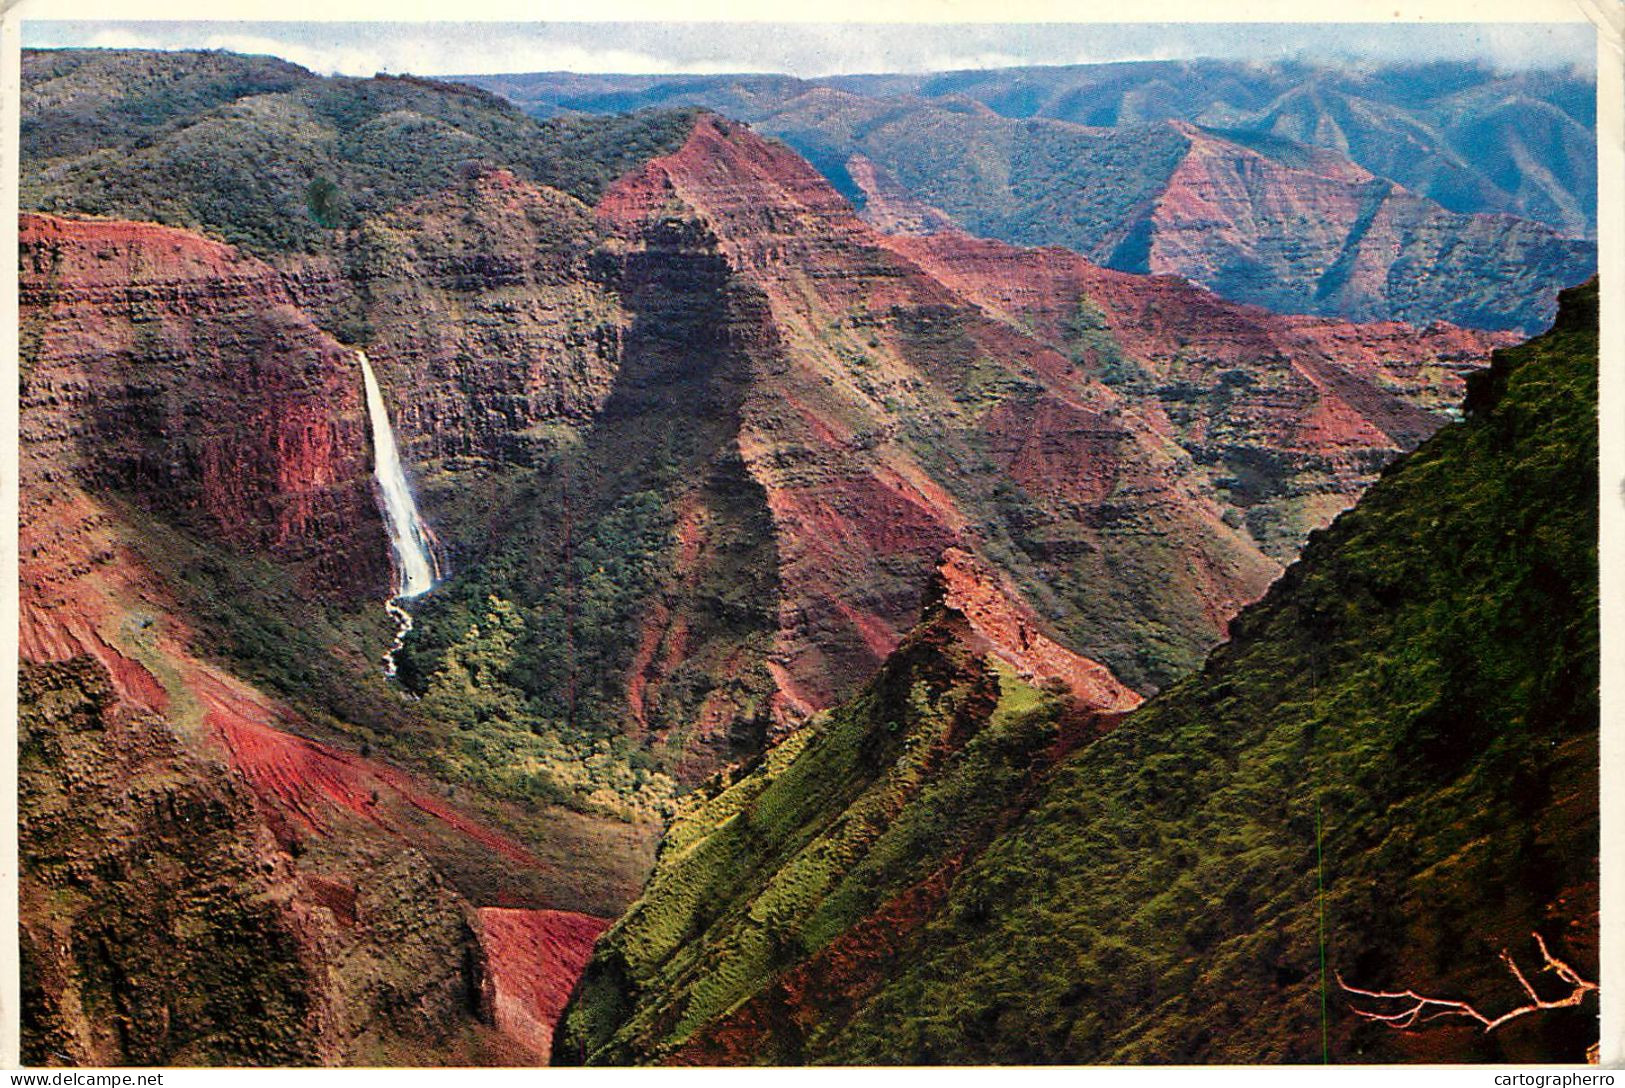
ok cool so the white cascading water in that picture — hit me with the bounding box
[359,350,439,675]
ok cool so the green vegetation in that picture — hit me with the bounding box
[399,437,779,785]
[821,278,1598,1064]
[560,596,1077,1064]
[22,48,698,255]
[392,222,782,781]
[564,280,1598,1064]
[851,291,1259,696]
[415,594,678,821]
[1064,297,1152,391]
[20,657,318,1065]
[397,469,680,763]
[112,489,677,845]
[109,497,409,735]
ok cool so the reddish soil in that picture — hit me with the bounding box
[19,598,170,715]
[935,547,1142,712]
[19,483,552,875]
[882,228,1512,456]
[1137,122,1587,333]
[18,487,172,713]
[982,395,1125,506]
[194,665,549,869]
[624,496,706,731]
[598,115,1494,733]
[476,908,611,1061]
[304,874,359,928]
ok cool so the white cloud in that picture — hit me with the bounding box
[31,19,1595,78]
[430,41,779,76]
[82,26,380,72]
[72,23,780,75]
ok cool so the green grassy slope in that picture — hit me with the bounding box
[563,279,1598,1064]
[558,586,1100,1064]
[22,48,697,255]
[825,283,1598,1064]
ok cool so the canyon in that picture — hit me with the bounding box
[18,213,645,1064]
[16,49,1597,1067]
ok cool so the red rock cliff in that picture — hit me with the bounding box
[20,213,389,596]
[881,228,1517,557]
[594,115,1505,731]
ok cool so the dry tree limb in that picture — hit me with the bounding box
[1338,932,1598,1034]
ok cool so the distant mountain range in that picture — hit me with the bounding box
[464,60,1596,334]
[472,59,1597,237]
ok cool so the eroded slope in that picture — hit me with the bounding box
[563,280,1597,1064]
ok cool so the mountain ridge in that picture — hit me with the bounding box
[470,58,1596,235]
[559,276,1599,1065]
[461,66,1595,333]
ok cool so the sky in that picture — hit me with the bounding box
[19,20,1598,78]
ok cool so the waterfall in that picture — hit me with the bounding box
[359,350,439,675]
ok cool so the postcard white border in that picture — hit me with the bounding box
[0,0,1618,1076]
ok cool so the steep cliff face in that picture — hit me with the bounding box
[475,910,611,1062]
[588,116,1507,713]
[16,469,635,1065]
[20,656,320,1066]
[381,181,787,782]
[18,112,1515,837]
[596,116,1275,712]
[571,207,784,774]
[20,213,388,598]
[17,213,649,1064]
[824,59,1597,237]
[813,280,1600,1066]
[562,279,1598,1066]
[850,116,1593,334]
[933,547,1140,712]
[279,168,624,472]
[1140,124,1593,333]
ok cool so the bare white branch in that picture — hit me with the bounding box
[1338,932,1597,1037]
